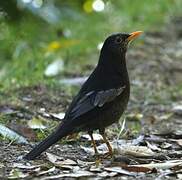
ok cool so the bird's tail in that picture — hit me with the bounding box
[24,123,72,160]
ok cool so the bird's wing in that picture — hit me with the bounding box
[66,86,125,120]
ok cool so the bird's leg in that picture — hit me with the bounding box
[99,129,113,157]
[88,131,98,155]
[88,132,101,166]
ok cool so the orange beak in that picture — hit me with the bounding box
[127,31,143,41]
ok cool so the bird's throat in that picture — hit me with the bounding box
[97,52,130,86]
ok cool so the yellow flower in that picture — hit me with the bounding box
[83,0,93,13]
[47,40,80,52]
[47,41,61,51]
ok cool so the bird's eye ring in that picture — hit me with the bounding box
[115,36,122,43]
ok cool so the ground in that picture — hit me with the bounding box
[0,17,182,179]
[0,0,182,178]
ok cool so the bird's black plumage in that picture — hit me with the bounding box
[24,31,142,160]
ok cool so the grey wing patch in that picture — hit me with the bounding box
[69,86,125,120]
[94,86,125,107]
[69,91,95,119]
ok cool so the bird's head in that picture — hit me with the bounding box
[102,31,143,55]
[98,31,143,76]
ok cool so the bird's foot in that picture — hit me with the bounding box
[94,151,113,160]
[102,151,113,159]
[93,151,113,166]
[95,158,101,166]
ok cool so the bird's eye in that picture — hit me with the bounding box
[115,36,122,44]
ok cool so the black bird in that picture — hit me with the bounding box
[24,31,143,160]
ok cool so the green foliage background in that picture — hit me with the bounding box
[0,0,181,90]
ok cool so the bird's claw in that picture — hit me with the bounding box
[94,151,113,160]
[102,152,113,159]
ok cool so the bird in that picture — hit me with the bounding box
[24,31,143,160]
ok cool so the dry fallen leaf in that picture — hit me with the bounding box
[59,165,80,170]
[146,141,161,151]
[175,139,182,147]
[8,123,36,141]
[157,113,173,121]
[42,170,94,179]
[46,152,63,163]
[172,105,182,115]
[46,152,77,167]
[80,146,95,155]
[0,163,4,168]
[12,163,40,170]
[0,123,28,144]
[50,112,65,120]
[77,159,95,167]
[121,165,155,173]
[177,173,182,179]
[129,160,182,170]
[104,167,135,176]
[38,167,56,176]
[115,145,155,157]
[90,166,102,173]
[56,159,77,166]
[81,133,103,141]
[98,171,118,177]
[161,142,172,149]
